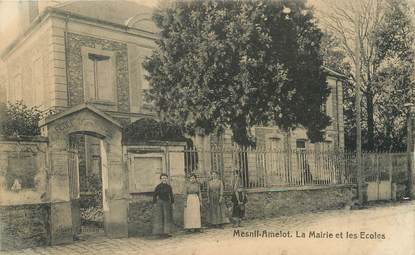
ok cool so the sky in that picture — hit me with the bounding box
[0,0,158,53]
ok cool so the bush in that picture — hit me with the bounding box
[0,101,50,137]
[122,117,188,145]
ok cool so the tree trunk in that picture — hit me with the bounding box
[366,92,375,151]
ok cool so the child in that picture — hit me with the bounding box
[231,186,248,227]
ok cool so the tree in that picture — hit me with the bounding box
[144,0,330,146]
[319,0,414,151]
[319,0,385,151]
[372,0,414,151]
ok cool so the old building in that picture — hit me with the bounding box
[0,0,348,249]
[0,1,344,149]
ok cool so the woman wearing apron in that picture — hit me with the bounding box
[184,174,202,232]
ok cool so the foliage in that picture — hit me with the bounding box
[122,117,188,145]
[80,174,102,209]
[320,0,414,151]
[144,0,330,146]
[320,33,351,76]
[0,101,48,137]
[320,0,385,150]
[372,0,415,151]
[80,174,104,224]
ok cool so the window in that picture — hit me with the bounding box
[138,48,153,107]
[296,139,306,150]
[140,65,151,105]
[82,48,116,103]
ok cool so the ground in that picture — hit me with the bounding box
[4,201,415,255]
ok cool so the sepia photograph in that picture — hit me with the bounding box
[0,0,414,254]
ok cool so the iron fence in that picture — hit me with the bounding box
[184,146,408,190]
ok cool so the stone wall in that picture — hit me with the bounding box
[0,137,51,250]
[0,203,51,250]
[0,137,49,205]
[125,142,187,236]
[240,185,354,219]
[128,194,185,236]
[127,185,354,236]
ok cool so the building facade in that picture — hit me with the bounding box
[0,0,347,248]
[0,0,345,150]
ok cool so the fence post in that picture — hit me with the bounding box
[389,153,394,201]
[408,107,414,199]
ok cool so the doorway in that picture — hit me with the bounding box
[68,132,108,239]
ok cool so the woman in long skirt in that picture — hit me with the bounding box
[152,173,174,238]
[207,171,229,227]
[184,174,202,232]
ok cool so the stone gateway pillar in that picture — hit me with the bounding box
[41,104,128,244]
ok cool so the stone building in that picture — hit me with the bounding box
[0,0,348,249]
[0,0,345,149]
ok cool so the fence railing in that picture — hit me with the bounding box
[184,146,408,190]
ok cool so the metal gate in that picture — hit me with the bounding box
[364,153,392,201]
[67,138,81,236]
[67,134,105,237]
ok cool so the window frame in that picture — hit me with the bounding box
[81,47,117,105]
[137,48,154,110]
[296,139,307,150]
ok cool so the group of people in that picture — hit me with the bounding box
[152,171,248,238]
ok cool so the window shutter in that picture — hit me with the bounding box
[130,58,140,112]
[97,59,113,101]
[84,58,95,100]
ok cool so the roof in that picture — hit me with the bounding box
[323,66,347,80]
[39,103,122,128]
[53,0,158,33]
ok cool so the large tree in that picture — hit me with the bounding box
[372,0,414,151]
[320,0,385,151]
[144,0,330,145]
[319,0,414,151]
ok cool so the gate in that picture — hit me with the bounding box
[67,134,105,237]
[364,153,392,201]
[67,137,81,236]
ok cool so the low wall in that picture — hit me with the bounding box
[128,194,185,236]
[127,185,355,236]
[240,185,355,219]
[0,203,51,250]
[0,137,49,206]
[0,137,52,251]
